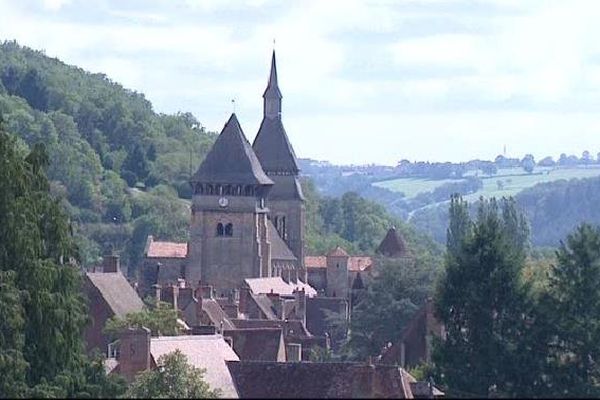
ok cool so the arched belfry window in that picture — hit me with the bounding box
[207,185,214,195]
[216,223,224,236]
[225,223,233,237]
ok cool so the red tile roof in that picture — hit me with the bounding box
[304,255,373,272]
[147,241,188,258]
[304,256,327,269]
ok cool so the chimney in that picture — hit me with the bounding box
[103,254,120,273]
[239,286,251,316]
[223,303,239,319]
[267,290,283,319]
[193,288,203,326]
[198,285,213,299]
[118,327,151,382]
[162,284,179,311]
[294,288,307,325]
[152,284,162,307]
[286,343,302,362]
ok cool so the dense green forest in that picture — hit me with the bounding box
[0,41,443,277]
[0,40,215,272]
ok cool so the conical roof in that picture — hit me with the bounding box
[191,114,273,186]
[253,117,300,173]
[376,227,409,258]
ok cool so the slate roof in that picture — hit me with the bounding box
[146,240,187,258]
[253,117,300,174]
[267,220,297,261]
[150,335,239,398]
[249,293,278,320]
[223,328,286,362]
[226,361,414,398]
[230,319,312,340]
[85,272,144,318]
[191,113,273,186]
[376,227,410,258]
[263,50,282,99]
[201,298,235,330]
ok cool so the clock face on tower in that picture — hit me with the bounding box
[218,197,229,208]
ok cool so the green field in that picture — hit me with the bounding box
[373,177,465,198]
[374,166,600,201]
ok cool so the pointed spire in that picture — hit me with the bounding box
[191,113,273,186]
[254,50,300,179]
[264,50,282,100]
[263,50,282,119]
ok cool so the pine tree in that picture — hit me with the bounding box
[433,196,538,397]
[542,224,600,397]
[0,119,125,397]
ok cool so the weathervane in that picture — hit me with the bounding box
[231,98,236,113]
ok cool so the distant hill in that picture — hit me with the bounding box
[0,40,216,271]
[410,176,600,247]
[0,41,444,274]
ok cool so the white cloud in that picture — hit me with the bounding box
[1,0,600,163]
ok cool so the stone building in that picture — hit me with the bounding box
[141,50,309,297]
[83,255,144,354]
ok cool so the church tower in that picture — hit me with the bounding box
[253,50,306,282]
[188,113,274,296]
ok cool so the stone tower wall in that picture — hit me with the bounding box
[188,194,270,296]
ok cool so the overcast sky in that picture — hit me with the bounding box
[1,0,600,165]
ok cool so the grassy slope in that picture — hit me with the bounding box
[374,166,600,201]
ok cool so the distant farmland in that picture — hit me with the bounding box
[373,166,600,201]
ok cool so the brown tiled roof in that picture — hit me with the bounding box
[223,328,286,362]
[85,272,144,318]
[191,113,273,186]
[327,246,349,257]
[226,361,413,398]
[150,335,239,398]
[146,240,187,258]
[376,227,410,258]
[267,221,297,261]
[305,256,326,269]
